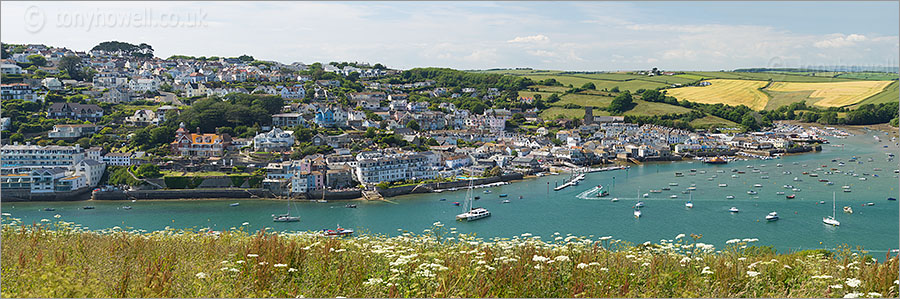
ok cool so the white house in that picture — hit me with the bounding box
[42,77,63,90]
[253,127,295,152]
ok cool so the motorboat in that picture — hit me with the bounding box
[323,226,354,236]
[747,190,758,195]
[642,193,649,198]
[765,212,779,221]
[43,208,55,211]
[502,200,511,204]
[635,201,645,208]
[889,197,897,201]
[649,190,662,193]
[729,207,740,213]
[82,206,95,210]
[718,183,728,187]
[230,203,240,207]
[457,207,491,221]
[484,190,492,194]
[453,202,460,206]
[866,202,874,206]
[786,194,796,199]
[726,195,735,199]
[669,182,679,186]
[499,194,509,197]
[793,177,801,181]
[670,195,678,198]
[685,201,693,208]
[776,191,785,195]
[753,184,763,187]
[611,198,619,202]
[345,204,357,208]
[662,187,671,191]
[123,206,132,210]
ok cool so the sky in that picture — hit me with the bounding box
[2,1,898,71]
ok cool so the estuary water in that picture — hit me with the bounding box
[3,130,898,255]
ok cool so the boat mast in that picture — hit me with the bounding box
[832,192,836,219]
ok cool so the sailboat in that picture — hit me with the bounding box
[273,198,300,222]
[456,175,490,221]
[823,192,840,226]
[685,192,693,208]
[633,208,642,218]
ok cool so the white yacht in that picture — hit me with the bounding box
[765,212,779,221]
[823,192,840,226]
[729,207,740,213]
[457,176,491,221]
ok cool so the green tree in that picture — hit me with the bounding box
[406,120,420,131]
[26,54,46,66]
[134,164,162,178]
[365,127,377,138]
[581,82,596,90]
[9,133,24,144]
[58,56,84,81]
[608,91,634,113]
[741,114,759,131]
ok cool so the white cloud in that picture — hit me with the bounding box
[814,34,868,48]
[527,50,557,57]
[508,34,549,43]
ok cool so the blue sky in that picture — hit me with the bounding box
[2,1,897,71]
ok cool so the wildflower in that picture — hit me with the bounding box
[554,255,570,262]
[812,275,833,279]
[219,267,229,271]
[40,219,50,222]
[521,233,533,237]
[221,260,230,264]
[334,248,346,253]
[844,292,864,298]
[229,268,239,272]
[532,255,550,263]
[830,284,844,289]
[675,233,686,240]
[54,214,61,219]
[599,236,612,241]
[737,257,747,261]
[247,254,259,258]
[846,278,862,288]
[867,292,882,297]
[363,278,384,286]
[641,262,650,267]
[783,265,792,269]
[680,257,691,264]
[432,221,443,227]
[288,268,298,272]
[476,260,486,265]
[701,266,714,275]
[600,267,609,272]
[195,272,208,279]
[726,239,741,244]
[577,263,589,269]
[259,261,268,266]
[235,260,245,264]
[274,263,287,268]
[534,264,542,270]
[747,271,760,277]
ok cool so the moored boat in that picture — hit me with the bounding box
[729,207,740,213]
[765,212,779,221]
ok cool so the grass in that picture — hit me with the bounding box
[836,72,900,81]
[161,171,230,177]
[851,81,899,108]
[553,93,615,108]
[689,115,740,128]
[539,107,599,120]
[664,79,771,110]
[624,100,693,116]
[517,91,555,100]
[521,74,669,93]
[763,90,818,110]
[766,81,894,108]
[2,219,898,298]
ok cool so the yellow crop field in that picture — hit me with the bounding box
[766,81,894,107]
[664,79,770,110]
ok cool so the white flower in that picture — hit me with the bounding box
[577,263,589,269]
[220,260,230,264]
[195,272,208,279]
[533,264,542,270]
[599,236,612,241]
[866,292,882,297]
[363,278,384,286]
[680,257,691,264]
[701,266,714,275]
[288,268,298,272]
[812,275,833,279]
[675,234,686,240]
[747,271,760,277]
[247,254,259,258]
[554,255,570,262]
[274,263,287,268]
[532,255,549,263]
[235,260,245,264]
[737,257,747,261]
[53,214,61,219]
[229,268,239,272]
[432,221,443,227]
[259,261,268,266]
[783,265,792,269]
[846,278,862,288]
[242,222,249,226]
[40,219,50,222]
[844,292,864,298]
[600,267,609,272]
[726,239,741,244]
[521,233,533,237]
[831,284,844,289]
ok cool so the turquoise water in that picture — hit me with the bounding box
[3,131,898,255]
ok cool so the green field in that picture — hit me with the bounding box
[553,93,615,108]
[689,115,739,128]
[852,81,899,107]
[624,100,693,116]
[762,89,817,110]
[836,72,900,81]
[517,91,555,100]
[539,107,604,120]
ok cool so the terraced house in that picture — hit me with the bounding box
[47,102,104,122]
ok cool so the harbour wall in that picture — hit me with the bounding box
[376,173,524,198]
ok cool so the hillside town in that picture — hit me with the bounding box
[1,42,832,200]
